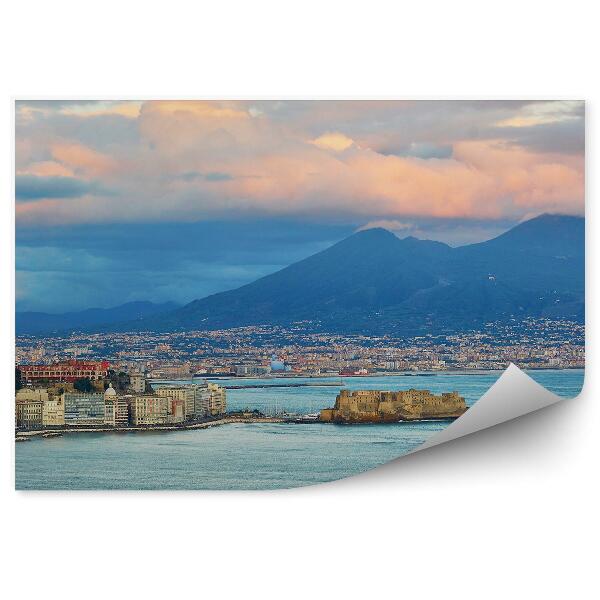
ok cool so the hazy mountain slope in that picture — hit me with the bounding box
[16,301,180,335]
[451,213,584,292]
[402,214,585,324]
[148,228,451,330]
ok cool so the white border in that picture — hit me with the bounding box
[1,2,597,599]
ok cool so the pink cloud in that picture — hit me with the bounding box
[51,143,120,178]
[15,100,585,226]
[17,160,75,178]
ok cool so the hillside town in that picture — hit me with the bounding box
[15,318,585,381]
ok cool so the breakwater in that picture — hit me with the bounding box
[224,381,341,389]
[15,415,288,439]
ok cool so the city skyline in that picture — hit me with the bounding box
[16,100,584,312]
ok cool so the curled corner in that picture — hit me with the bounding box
[412,363,564,454]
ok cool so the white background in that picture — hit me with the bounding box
[1,2,597,599]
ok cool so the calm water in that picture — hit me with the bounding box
[15,369,584,490]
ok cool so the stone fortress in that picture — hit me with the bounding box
[320,388,467,423]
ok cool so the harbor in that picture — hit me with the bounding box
[14,367,584,491]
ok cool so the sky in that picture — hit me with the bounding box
[15,100,585,313]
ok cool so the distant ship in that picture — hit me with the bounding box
[339,368,368,376]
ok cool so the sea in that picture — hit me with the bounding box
[15,369,584,490]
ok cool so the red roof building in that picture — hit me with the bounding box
[19,359,110,383]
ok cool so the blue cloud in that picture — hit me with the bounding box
[15,219,354,311]
[15,175,104,202]
[205,171,233,182]
[378,142,454,159]
[176,171,233,182]
[494,119,585,155]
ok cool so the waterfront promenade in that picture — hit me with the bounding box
[15,415,288,440]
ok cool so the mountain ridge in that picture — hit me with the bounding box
[16,301,180,336]
[18,214,584,336]
[122,213,584,335]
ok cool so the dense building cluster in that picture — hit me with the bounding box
[15,318,585,378]
[15,371,226,431]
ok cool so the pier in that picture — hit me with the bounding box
[223,381,342,389]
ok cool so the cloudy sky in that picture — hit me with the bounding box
[15,100,585,312]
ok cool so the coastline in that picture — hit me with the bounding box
[151,366,584,384]
[15,369,584,441]
[15,413,464,440]
[15,415,288,439]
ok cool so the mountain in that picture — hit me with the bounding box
[405,213,585,326]
[16,301,180,335]
[155,228,450,330]
[124,213,583,335]
[452,213,584,291]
